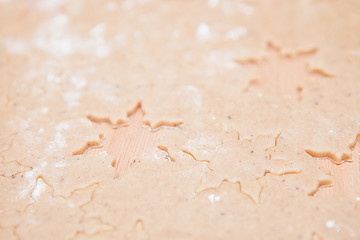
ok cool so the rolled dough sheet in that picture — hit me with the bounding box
[0,0,360,239]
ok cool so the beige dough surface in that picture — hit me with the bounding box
[0,0,360,239]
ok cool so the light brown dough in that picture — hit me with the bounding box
[0,0,360,239]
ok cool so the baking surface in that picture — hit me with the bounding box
[1,0,360,239]
[93,112,360,198]
[90,53,360,205]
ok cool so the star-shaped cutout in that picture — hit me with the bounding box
[86,104,180,177]
[237,43,330,100]
[183,134,300,203]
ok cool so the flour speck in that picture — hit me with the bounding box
[326,220,335,228]
[47,73,61,83]
[197,23,211,41]
[96,45,111,58]
[70,75,87,89]
[3,39,27,54]
[31,178,47,201]
[226,27,248,40]
[41,107,49,114]
[63,91,81,107]
[54,161,67,168]
[53,14,69,25]
[208,194,221,203]
[208,0,219,8]
[106,1,118,11]
[238,2,254,15]
[90,23,106,38]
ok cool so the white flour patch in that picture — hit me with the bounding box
[155,148,171,162]
[32,13,113,58]
[32,16,106,58]
[47,73,61,83]
[326,220,335,228]
[47,121,73,152]
[63,91,81,107]
[90,23,105,38]
[185,135,220,150]
[89,23,112,58]
[154,150,162,160]
[78,118,93,127]
[138,0,149,5]
[197,23,211,41]
[56,121,70,132]
[51,132,67,149]
[22,130,41,145]
[208,52,238,69]
[154,149,168,161]
[115,34,127,46]
[178,85,202,107]
[46,37,74,55]
[205,68,216,76]
[187,85,202,107]
[19,187,33,199]
[31,178,47,201]
[105,95,117,103]
[41,107,49,114]
[325,220,341,232]
[35,0,64,10]
[20,163,47,199]
[33,14,75,55]
[226,27,248,40]
[34,19,112,57]
[208,194,221,203]
[3,39,27,54]
[6,117,31,132]
[53,14,69,25]
[40,161,47,169]
[99,151,108,157]
[24,170,36,180]
[70,75,87,89]
[208,0,219,8]
[106,1,118,11]
[238,2,254,15]
[223,60,237,69]
[54,161,67,168]
[122,0,135,9]
[96,44,111,58]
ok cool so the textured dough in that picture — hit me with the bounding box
[0,0,360,239]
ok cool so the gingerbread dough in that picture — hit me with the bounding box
[1,0,360,239]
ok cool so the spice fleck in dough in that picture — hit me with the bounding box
[0,0,360,239]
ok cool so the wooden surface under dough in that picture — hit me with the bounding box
[90,49,360,211]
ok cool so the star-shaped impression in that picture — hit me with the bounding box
[237,44,330,100]
[183,134,300,203]
[87,105,178,178]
